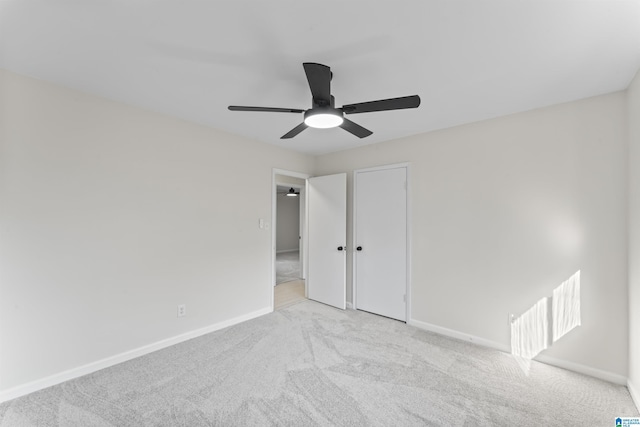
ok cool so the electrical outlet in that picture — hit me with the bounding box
[177,304,186,317]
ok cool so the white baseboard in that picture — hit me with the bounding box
[534,354,627,385]
[0,306,272,404]
[276,249,299,254]
[628,379,640,412]
[409,318,510,353]
[408,318,627,386]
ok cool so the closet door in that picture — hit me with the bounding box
[355,166,408,321]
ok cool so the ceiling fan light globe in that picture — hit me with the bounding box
[304,109,344,129]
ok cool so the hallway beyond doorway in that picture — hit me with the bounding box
[276,251,301,284]
[275,250,305,310]
[274,279,305,310]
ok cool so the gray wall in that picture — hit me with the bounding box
[276,190,300,252]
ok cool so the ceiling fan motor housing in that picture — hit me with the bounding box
[312,94,335,108]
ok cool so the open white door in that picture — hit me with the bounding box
[307,173,347,309]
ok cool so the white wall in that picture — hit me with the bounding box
[0,69,315,394]
[274,175,305,188]
[1,65,635,399]
[628,69,640,406]
[276,191,300,252]
[316,92,629,379]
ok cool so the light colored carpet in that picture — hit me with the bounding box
[276,251,301,284]
[1,300,637,426]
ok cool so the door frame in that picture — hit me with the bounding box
[271,168,310,310]
[352,163,412,322]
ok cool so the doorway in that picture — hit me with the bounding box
[276,184,302,283]
[272,169,309,310]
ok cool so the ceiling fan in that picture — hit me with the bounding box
[278,187,300,197]
[228,62,420,139]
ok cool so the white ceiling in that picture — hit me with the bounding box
[2,1,639,155]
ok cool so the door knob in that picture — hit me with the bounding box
[337,246,344,251]
[356,246,363,251]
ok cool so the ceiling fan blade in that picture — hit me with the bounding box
[340,118,373,138]
[281,122,308,139]
[228,106,304,113]
[342,95,421,114]
[303,63,331,105]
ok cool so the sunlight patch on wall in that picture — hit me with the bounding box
[552,270,581,342]
[510,298,549,359]
[510,270,581,374]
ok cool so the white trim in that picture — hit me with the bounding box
[628,379,640,412]
[0,307,272,404]
[405,164,413,323]
[354,162,411,173]
[276,249,299,254]
[352,163,411,321]
[534,354,627,385]
[273,169,310,180]
[304,179,309,299]
[408,318,628,386]
[409,318,510,352]
[351,171,358,310]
